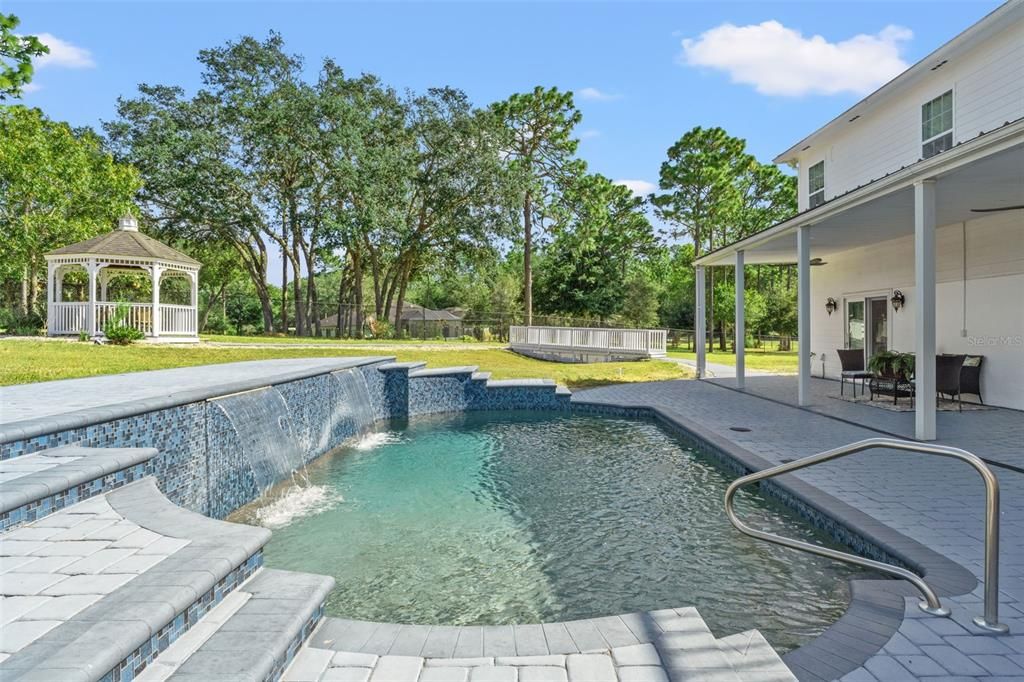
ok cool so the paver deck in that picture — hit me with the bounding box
[576,379,1024,681]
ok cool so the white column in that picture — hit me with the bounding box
[87,259,98,336]
[55,266,63,303]
[695,265,707,379]
[735,250,746,389]
[190,271,199,336]
[915,180,937,440]
[99,271,108,302]
[797,226,812,405]
[151,264,163,337]
[46,261,55,335]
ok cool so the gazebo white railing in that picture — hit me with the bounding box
[44,215,201,341]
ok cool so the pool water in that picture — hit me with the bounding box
[232,411,864,651]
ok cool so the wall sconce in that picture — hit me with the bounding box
[825,297,838,316]
[891,290,905,312]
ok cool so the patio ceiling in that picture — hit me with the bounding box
[698,127,1024,266]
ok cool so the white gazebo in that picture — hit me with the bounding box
[44,215,201,341]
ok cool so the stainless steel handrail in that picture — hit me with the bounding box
[724,437,1008,633]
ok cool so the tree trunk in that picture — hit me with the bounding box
[280,227,289,334]
[523,191,533,326]
[353,253,364,338]
[20,266,28,316]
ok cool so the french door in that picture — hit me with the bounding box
[846,296,888,360]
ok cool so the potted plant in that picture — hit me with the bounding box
[868,350,915,381]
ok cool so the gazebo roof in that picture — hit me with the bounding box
[45,216,200,266]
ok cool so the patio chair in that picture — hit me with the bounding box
[960,355,985,404]
[936,354,966,411]
[837,349,872,398]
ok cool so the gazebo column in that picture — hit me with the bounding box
[151,264,163,338]
[46,261,56,335]
[87,259,99,336]
[99,271,109,302]
[190,271,199,335]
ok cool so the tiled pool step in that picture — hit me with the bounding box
[289,607,796,682]
[0,446,156,531]
[144,568,334,682]
[403,365,572,416]
[0,477,268,682]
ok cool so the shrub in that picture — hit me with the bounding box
[78,330,90,342]
[103,302,144,345]
[5,310,44,336]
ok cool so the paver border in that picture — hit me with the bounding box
[570,397,978,682]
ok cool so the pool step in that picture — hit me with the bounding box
[292,609,795,682]
[0,477,268,682]
[151,568,334,681]
[398,365,571,416]
[0,445,156,531]
[716,630,797,682]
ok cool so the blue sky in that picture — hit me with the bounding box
[10,0,1002,281]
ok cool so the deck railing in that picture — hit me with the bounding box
[509,325,667,357]
[49,302,196,337]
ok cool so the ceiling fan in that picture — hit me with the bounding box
[970,204,1024,213]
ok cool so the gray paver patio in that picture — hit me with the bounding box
[575,378,1024,681]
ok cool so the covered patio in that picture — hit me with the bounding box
[44,215,201,341]
[694,120,1024,440]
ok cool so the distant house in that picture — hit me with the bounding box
[318,303,464,338]
[693,0,1024,439]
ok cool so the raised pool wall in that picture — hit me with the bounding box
[0,359,570,519]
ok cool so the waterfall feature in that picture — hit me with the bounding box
[211,387,305,494]
[331,368,376,440]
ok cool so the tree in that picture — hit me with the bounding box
[493,86,583,325]
[0,106,140,314]
[106,84,280,331]
[534,174,656,320]
[0,14,47,100]
[653,126,796,349]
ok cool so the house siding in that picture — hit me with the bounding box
[810,211,1024,410]
[796,19,1024,211]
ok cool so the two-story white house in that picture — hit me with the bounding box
[693,0,1024,439]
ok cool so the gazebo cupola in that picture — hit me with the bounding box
[44,215,202,341]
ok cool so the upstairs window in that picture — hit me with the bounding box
[808,161,825,208]
[922,90,953,159]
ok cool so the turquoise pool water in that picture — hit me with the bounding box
[233,411,863,651]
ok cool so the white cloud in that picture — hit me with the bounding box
[680,21,911,96]
[577,87,621,102]
[615,179,657,197]
[21,82,42,94]
[577,129,601,140]
[33,33,95,69]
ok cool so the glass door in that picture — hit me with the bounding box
[846,300,865,352]
[867,297,888,358]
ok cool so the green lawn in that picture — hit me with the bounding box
[1,339,690,389]
[200,334,501,346]
[667,349,798,373]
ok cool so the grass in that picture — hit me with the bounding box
[1,339,690,389]
[667,349,798,373]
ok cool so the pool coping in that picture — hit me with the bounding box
[0,357,394,446]
[569,397,978,682]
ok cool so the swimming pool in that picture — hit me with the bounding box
[232,411,864,652]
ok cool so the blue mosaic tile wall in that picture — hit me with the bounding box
[0,462,152,532]
[407,375,570,416]
[0,403,208,514]
[100,551,264,682]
